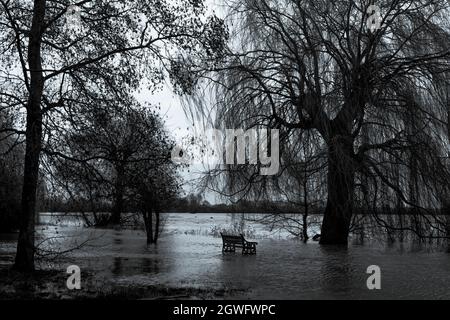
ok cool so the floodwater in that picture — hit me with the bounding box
[1,212,450,299]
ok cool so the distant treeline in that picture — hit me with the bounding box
[167,198,310,214]
[41,195,446,216]
[41,195,309,214]
[2,194,445,233]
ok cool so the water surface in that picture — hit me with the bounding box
[1,212,449,299]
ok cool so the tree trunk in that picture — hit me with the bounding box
[143,201,154,244]
[302,213,308,243]
[154,211,160,244]
[302,179,309,242]
[110,165,125,226]
[445,80,449,248]
[445,202,449,237]
[146,210,154,244]
[320,135,355,245]
[14,0,46,272]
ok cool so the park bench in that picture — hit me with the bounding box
[220,233,258,255]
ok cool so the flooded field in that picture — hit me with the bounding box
[1,212,449,299]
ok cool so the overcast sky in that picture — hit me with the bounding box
[133,0,227,204]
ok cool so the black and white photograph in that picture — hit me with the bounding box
[0,0,450,309]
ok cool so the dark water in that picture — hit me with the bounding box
[1,212,449,299]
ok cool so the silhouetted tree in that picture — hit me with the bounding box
[0,110,23,231]
[132,164,180,244]
[188,0,450,244]
[51,103,178,231]
[0,0,227,271]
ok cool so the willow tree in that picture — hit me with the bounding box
[258,130,327,241]
[0,0,226,271]
[189,0,450,244]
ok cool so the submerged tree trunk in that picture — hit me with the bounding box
[145,210,154,244]
[445,81,449,248]
[142,198,155,244]
[445,202,450,235]
[302,177,309,243]
[302,213,308,243]
[154,211,160,244]
[110,165,125,226]
[439,89,449,245]
[320,135,355,245]
[14,0,46,272]
[143,203,161,245]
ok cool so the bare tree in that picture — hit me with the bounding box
[132,165,180,244]
[0,0,227,271]
[50,101,177,223]
[266,130,326,241]
[187,0,450,244]
[0,110,23,232]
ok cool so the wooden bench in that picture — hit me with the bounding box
[220,233,258,255]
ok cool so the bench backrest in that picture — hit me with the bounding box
[221,233,244,244]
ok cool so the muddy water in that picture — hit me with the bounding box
[1,212,450,299]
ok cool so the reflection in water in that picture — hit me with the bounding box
[141,258,159,274]
[1,212,449,299]
[112,257,123,275]
[320,246,352,296]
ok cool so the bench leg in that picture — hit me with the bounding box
[242,244,256,255]
[222,243,237,253]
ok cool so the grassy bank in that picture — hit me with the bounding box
[0,262,245,300]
